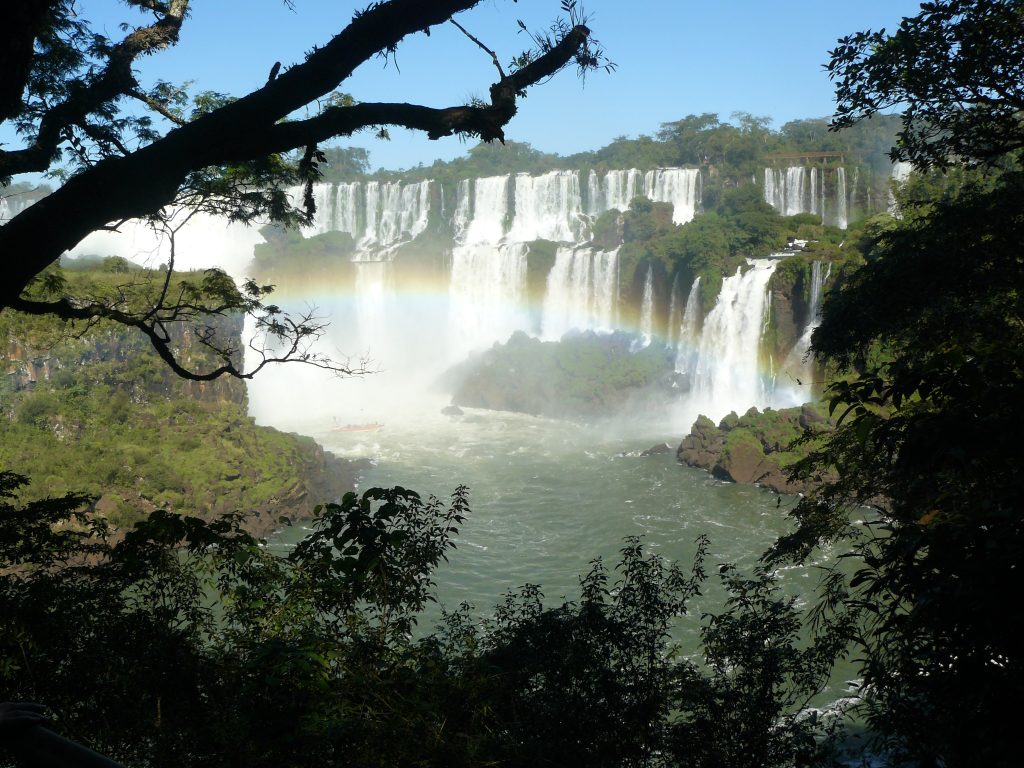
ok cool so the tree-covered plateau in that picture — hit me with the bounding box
[0,261,363,532]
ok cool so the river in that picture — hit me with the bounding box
[262,398,823,647]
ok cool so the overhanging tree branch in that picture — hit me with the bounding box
[8,286,359,382]
[0,2,593,310]
[239,24,590,154]
[0,0,598,382]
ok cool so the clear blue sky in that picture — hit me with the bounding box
[9,1,925,175]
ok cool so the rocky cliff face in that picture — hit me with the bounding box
[3,313,247,406]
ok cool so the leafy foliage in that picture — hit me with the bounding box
[0,479,469,767]
[829,0,1024,167]
[0,479,842,767]
[772,98,1024,768]
[672,564,850,768]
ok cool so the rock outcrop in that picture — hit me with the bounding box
[677,404,834,494]
[446,330,676,421]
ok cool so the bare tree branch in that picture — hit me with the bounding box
[7,286,358,382]
[450,18,506,79]
[244,24,589,152]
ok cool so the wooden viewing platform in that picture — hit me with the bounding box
[763,150,846,164]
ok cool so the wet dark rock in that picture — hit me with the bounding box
[640,442,672,457]
[799,402,828,429]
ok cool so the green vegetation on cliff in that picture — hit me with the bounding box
[253,226,357,286]
[447,330,676,420]
[613,185,787,312]
[0,264,359,532]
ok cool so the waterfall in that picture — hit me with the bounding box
[587,168,700,223]
[809,168,818,215]
[599,169,645,214]
[786,167,806,216]
[636,266,655,349]
[452,179,471,241]
[764,166,849,226]
[645,168,700,224]
[448,242,529,358]
[447,174,524,357]
[850,167,860,220]
[334,183,360,238]
[685,260,778,423]
[764,169,779,212]
[779,261,832,403]
[586,170,602,217]
[541,247,618,340]
[674,276,701,374]
[360,180,430,247]
[889,161,913,213]
[303,183,337,234]
[286,179,429,248]
[809,261,830,324]
[461,175,509,244]
[508,171,584,243]
[820,168,826,218]
[765,167,805,215]
[666,274,681,347]
[835,168,848,229]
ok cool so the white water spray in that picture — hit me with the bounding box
[674,276,701,374]
[636,266,655,349]
[779,260,832,403]
[681,260,778,426]
[541,247,619,340]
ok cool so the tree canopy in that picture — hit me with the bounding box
[773,1,1024,763]
[828,0,1024,167]
[1,477,845,767]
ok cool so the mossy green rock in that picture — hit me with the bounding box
[677,404,834,494]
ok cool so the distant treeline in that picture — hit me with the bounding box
[315,112,902,185]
